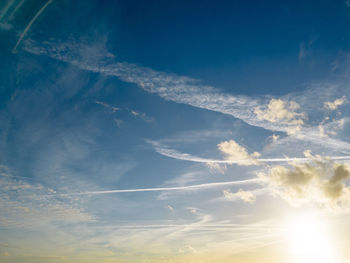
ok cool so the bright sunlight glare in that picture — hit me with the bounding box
[285,213,340,263]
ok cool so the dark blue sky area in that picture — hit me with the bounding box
[107,0,350,95]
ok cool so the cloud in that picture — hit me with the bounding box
[96,101,153,122]
[223,189,256,204]
[0,165,94,227]
[149,140,350,164]
[298,38,316,62]
[206,162,227,174]
[217,140,260,165]
[0,0,16,21]
[324,96,347,110]
[254,99,305,135]
[323,164,350,200]
[269,134,280,143]
[12,0,53,53]
[22,39,350,153]
[129,109,153,122]
[96,101,119,112]
[346,0,350,7]
[8,0,26,21]
[56,178,262,196]
[259,153,350,208]
[22,39,288,132]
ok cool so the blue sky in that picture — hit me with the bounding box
[1,0,350,262]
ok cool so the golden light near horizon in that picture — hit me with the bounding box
[285,213,340,263]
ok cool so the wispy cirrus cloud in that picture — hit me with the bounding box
[96,100,153,123]
[21,39,350,154]
[148,140,350,165]
[0,165,94,227]
[22,40,307,135]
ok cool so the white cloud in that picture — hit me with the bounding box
[96,101,153,122]
[22,39,350,153]
[96,101,119,112]
[149,140,350,165]
[223,189,256,204]
[206,162,227,174]
[254,99,305,135]
[270,134,280,143]
[59,178,262,196]
[217,140,260,166]
[324,96,347,110]
[259,153,350,208]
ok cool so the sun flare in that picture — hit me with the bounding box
[285,214,339,263]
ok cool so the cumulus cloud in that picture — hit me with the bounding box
[259,152,350,208]
[223,189,256,204]
[254,99,305,135]
[217,140,260,165]
[269,134,280,143]
[324,96,347,110]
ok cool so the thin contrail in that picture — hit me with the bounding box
[0,0,15,21]
[12,0,53,53]
[92,224,284,231]
[152,145,350,164]
[8,0,26,21]
[55,178,263,196]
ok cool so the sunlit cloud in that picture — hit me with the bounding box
[223,189,257,204]
[254,99,306,135]
[2,3,350,261]
[149,140,350,164]
[259,152,350,208]
[218,140,260,165]
[324,96,347,110]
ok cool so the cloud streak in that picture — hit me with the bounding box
[21,40,289,132]
[12,0,53,53]
[0,165,94,227]
[0,0,15,22]
[8,0,26,21]
[21,39,350,153]
[55,178,263,196]
[149,140,350,164]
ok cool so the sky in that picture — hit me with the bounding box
[1,0,350,262]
